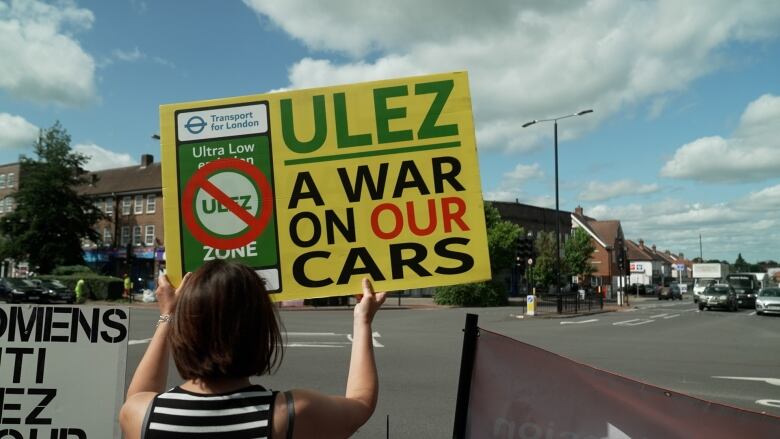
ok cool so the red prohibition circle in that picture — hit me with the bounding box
[182,158,274,250]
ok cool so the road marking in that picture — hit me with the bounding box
[613,319,655,326]
[713,376,780,386]
[286,342,347,348]
[650,313,669,318]
[748,311,757,316]
[757,399,780,408]
[663,314,680,319]
[131,332,385,348]
[560,319,599,325]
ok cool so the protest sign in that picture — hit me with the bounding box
[160,72,491,300]
[0,305,129,438]
[453,315,780,438]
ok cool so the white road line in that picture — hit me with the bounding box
[560,319,599,325]
[613,319,641,325]
[286,343,346,348]
[663,314,680,319]
[713,376,780,386]
[625,319,655,326]
[285,332,346,336]
[650,313,669,318]
[748,311,757,316]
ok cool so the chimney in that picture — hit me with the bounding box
[575,206,583,216]
[90,173,98,186]
[140,154,154,168]
[652,244,657,253]
[639,239,645,248]
[679,253,684,259]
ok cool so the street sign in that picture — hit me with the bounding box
[160,72,491,301]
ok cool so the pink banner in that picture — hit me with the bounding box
[465,329,780,438]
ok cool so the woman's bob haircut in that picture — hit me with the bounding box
[169,260,283,380]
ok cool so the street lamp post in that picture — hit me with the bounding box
[522,109,593,313]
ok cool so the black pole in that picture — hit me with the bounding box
[453,313,479,439]
[554,121,563,313]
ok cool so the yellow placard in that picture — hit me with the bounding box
[160,72,491,300]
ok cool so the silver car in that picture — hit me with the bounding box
[755,287,780,315]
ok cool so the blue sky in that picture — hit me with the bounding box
[1,0,779,263]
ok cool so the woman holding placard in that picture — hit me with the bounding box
[119,259,385,438]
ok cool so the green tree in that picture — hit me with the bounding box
[564,228,595,285]
[0,122,103,274]
[733,253,749,272]
[434,202,523,306]
[529,231,558,292]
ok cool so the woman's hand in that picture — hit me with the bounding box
[156,272,190,316]
[354,278,386,325]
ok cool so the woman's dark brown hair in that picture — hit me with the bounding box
[169,260,283,380]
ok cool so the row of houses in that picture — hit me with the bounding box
[0,154,690,295]
[493,201,691,297]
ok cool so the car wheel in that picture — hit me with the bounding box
[757,310,763,315]
[698,304,705,311]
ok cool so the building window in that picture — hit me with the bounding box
[105,197,113,214]
[7,173,14,188]
[0,199,4,214]
[146,195,156,214]
[133,225,142,246]
[5,197,12,212]
[0,174,5,188]
[134,195,144,214]
[145,225,155,246]
[103,227,112,246]
[120,226,130,246]
[122,197,132,215]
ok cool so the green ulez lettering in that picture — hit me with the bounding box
[280,79,460,154]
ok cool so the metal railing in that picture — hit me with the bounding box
[519,292,604,314]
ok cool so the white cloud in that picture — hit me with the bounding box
[584,194,780,262]
[661,94,780,182]
[484,162,544,202]
[112,47,144,62]
[579,180,659,201]
[0,113,38,150]
[245,0,780,152]
[0,0,97,106]
[74,143,135,171]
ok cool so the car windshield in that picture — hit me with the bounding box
[728,277,753,288]
[5,278,32,288]
[46,280,67,288]
[704,286,730,295]
[759,288,780,297]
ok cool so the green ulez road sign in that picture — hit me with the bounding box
[176,133,280,290]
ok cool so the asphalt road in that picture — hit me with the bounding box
[124,297,780,438]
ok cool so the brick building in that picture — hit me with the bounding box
[571,206,628,296]
[79,154,163,290]
[0,163,22,276]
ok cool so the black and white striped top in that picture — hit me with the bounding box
[142,384,278,438]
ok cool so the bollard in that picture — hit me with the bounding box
[526,294,536,316]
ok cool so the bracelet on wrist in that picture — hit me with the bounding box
[156,314,173,327]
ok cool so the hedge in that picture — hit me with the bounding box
[36,274,124,301]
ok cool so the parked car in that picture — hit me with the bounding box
[698,284,737,312]
[755,287,780,316]
[659,284,683,300]
[32,279,76,304]
[0,278,46,303]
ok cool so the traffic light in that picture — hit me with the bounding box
[515,236,535,266]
